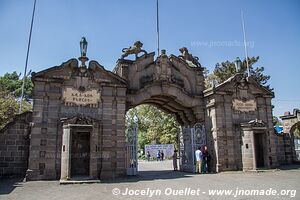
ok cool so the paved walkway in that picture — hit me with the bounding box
[0,160,299,200]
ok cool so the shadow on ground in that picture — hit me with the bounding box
[0,178,24,195]
[278,163,300,170]
[101,170,196,183]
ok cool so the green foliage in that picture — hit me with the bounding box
[0,72,33,130]
[273,116,283,126]
[0,95,32,130]
[126,105,180,152]
[205,56,271,90]
[293,124,300,139]
[0,71,33,100]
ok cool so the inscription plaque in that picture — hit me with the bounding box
[63,87,100,106]
[232,99,257,112]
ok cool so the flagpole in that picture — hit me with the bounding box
[19,0,37,113]
[241,10,250,77]
[156,0,160,56]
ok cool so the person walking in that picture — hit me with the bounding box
[172,150,178,171]
[156,150,161,161]
[160,151,164,161]
[195,146,203,174]
[202,145,211,173]
[147,151,151,161]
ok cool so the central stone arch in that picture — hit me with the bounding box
[114,50,207,175]
[114,51,206,125]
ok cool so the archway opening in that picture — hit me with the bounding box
[126,104,182,178]
[290,122,300,161]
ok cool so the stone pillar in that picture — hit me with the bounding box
[241,128,255,170]
[251,131,257,170]
[100,97,113,179]
[90,124,99,179]
[116,98,126,177]
[60,125,71,180]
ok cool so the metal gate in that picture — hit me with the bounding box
[179,123,206,173]
[126,123,138,175]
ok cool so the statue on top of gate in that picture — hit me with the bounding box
[178,47,202,68]
[121,41,148,59]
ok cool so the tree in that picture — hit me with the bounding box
[0,95,32,130]
[205,56,271,90]
[0,72,33,130]
[0,71,33,100]
[273,116,283,126]
[293,123,300,139]
[126,105,180,152]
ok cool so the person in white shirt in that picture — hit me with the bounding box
[195,146,203,174]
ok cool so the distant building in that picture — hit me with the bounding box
[280,109,300,161]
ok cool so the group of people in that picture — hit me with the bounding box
[195,145,211,174]
[146,150,165,161]
[172,145,211,173]
[146,146,211,174]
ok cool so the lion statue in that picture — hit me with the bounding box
[178,47,201,67]
[121,41,148,59]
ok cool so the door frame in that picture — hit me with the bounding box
[253,131,266,169]
[70,130,91,177]
[241,120,269,171]
[60,124,93,180]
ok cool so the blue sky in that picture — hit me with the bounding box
[0,0,299,117]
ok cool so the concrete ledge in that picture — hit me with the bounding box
[59,179,101,184]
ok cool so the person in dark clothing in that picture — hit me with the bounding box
[202,145,211,173]
[147,151,151,161]
[172,150,178,171]
[160,151,164,161]
[156,150,161,161]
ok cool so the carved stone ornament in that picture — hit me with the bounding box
[121,41,148,59]
[178,47,201,68]
[248,119,265,127]
[236,76,249,90]
[61,115,97,125]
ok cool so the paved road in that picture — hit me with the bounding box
[0,160,299,200]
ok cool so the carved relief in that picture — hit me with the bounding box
[156,54,172,81]
[61,115,97,125]
[140,74,154,88]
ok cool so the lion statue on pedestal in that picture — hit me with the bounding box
[178,47,201,68]
[121,41,148,59]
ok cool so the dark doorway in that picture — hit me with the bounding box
[254,133,265,168]
[71,132,90,177]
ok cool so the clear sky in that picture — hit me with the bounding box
[0,0,299,117]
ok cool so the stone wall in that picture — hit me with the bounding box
[276,133,294,164]
[0,112,32,179]
[280,109,300,162]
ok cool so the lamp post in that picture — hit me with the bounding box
[78,37,89,73]
[234,57,241,73]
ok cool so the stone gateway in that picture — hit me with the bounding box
[0,41,290,181]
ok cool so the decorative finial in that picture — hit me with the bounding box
[80,37,88,57]
[234,57,241,73]
[79,37,89,68]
